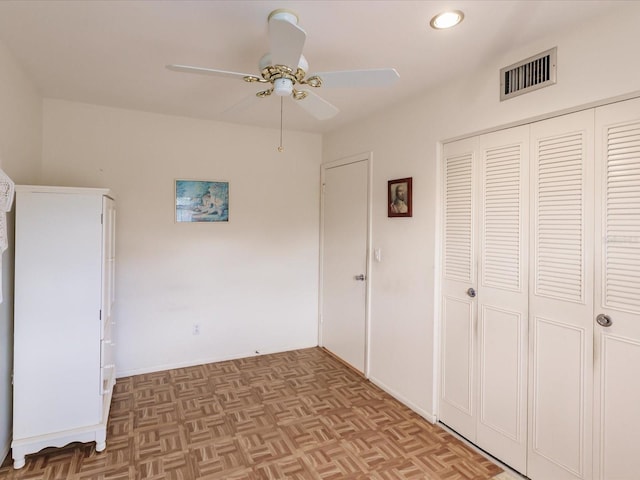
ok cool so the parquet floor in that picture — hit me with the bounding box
[0,347,503,479]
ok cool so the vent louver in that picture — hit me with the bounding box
[500,47,557,101]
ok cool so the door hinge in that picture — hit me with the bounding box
[322,183,326,194]
[99,309,102,321]
[101,213,104,224]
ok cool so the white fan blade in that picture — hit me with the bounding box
[311,68,400,88]
[295,90,339,120]
[222,92,262,115]
[166,64,256,80]
[269,15,306,68]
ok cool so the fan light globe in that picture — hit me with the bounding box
[274,78,293,96]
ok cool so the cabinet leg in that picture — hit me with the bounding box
[13,457,26,470]
[95,426,107,452]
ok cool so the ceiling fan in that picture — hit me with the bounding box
[166,9,400,122]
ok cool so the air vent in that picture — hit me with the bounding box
[500,47,557,101]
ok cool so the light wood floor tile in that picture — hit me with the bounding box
[1,347,503,479]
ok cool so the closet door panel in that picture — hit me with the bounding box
[528,110,594,480]
[476,127,529,473]
[532,316,585,472]
[442,296,474,416]
[478,305,524,431]
[440,136,478,440]
[593,97,640,480]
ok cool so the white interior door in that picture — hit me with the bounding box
[528,110,594,480]
[593,97,640,480]
[476,126,529,474]
[321,156,369,373]
[439,136,478,440]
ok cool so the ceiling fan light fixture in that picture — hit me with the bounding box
[167,8,398,128]
[430,10,464,29]
[273,77,294,96]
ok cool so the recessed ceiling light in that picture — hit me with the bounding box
[430,10,464,29]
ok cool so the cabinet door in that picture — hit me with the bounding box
[101,196,116,342]
[100,196,116,393]
[593,97,640,480]
[476,126,529,473]
[440,136,478,440]
[14,192,103,438]
[528,110,594,480]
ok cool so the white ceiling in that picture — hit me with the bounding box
[0,0,622,134]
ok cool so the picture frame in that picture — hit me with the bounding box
[175,179,229,223]
[388,177,412,217]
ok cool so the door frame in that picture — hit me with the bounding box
[319,152,373,377]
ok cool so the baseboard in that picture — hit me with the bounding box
[116,343,318,378]
[117,351,254,378]
[368,376,437,424]
[1,437,10,466]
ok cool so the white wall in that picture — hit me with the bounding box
[0,40,42,462]
[42,100,322,376]
[323,3,640,420]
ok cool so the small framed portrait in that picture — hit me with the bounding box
[388,177,412,218]
[175,179,229,223]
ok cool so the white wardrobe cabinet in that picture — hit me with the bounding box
[440,96,640,480]
[12,186,116,469]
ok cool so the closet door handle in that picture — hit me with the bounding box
[467,287,476,298]
[596,313,612,327]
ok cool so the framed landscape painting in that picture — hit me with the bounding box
[175,180,229,223]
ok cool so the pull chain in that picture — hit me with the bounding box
[278,96,284,153]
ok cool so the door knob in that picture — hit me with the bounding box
[596,313,612,327]
[467,287,476,298]
[354,274,366,281]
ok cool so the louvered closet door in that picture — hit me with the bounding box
[528,110,594,480]
[593,98,640,480]
[476,126,529,474]
[440,136,478,440]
